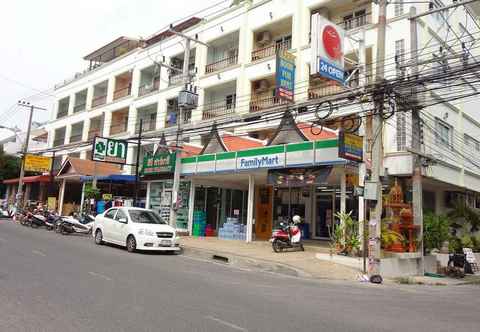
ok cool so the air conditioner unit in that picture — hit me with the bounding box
[255,79,270,93]
[256,31,272,46]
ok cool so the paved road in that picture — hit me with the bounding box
[0,219,479,332]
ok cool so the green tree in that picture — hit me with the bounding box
[0,151,21,197]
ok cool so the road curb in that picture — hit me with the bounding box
[181,245,312,278]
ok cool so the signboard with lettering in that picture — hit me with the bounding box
[236,146,285,170]
[276,50,296,101]
[24,154,52,173]
[142,151,175,175]
[311,14,345,84]
[92,136,128,165]
[338,131,363,162]
[267,167,332,187]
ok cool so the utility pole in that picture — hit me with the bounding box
[134,119,143,207]
[409,6,424,272]
[369,0,387,277]
[16,101,46,210]
[168,29,207,228]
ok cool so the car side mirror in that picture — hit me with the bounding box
[118,218,128,224]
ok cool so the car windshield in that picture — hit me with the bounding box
[128,210,166,224]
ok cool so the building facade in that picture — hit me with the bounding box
[45,0,480,237]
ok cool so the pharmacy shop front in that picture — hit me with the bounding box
[181,139,359,242]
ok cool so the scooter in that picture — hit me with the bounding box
[0,201,13,219]
[30,209,48,228]
[270,215,304,253]
[57,214,94,235]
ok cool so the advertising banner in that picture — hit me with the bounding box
[338,131,363,162]
[276,50,296,101]
[24,154,52,173]
[142,151,175,175]
[311,13,345,84]
[92,136,128,165]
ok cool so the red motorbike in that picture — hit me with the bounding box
[270,216,304,253]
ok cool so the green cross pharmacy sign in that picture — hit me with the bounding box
[92,136,128,165]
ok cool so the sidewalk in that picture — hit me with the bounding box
[179,236,360,281]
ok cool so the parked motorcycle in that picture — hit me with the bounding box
[0,201,13,219]
[57,213,94,235]
[270,215,304,253]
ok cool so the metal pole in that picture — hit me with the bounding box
[134,119,143,207]
[170,38,191,227]
[410,6,424,273]
[369,0,388,277]
[15,104,35,210]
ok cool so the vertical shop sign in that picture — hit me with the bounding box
[311,13,345,84]
[276,50,296,101]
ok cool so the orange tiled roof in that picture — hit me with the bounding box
[221,133,264,151]
[297,122,337,142]
[57,158,121,178]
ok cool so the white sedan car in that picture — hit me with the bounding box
[93,207,181,253]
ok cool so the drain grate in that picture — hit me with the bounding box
[212,255,229,263]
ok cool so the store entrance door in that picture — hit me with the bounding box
[314,194,334,239]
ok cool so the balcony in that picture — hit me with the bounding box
[113,84,132,100]
[110,108,129,135]
[308,81,346,100]
[165,98,192,128]
[53,127,66,147]
[53,138,65,147]
[69,122,84,143]
[73,90,87,113]
[136,104,158,134]
[138,76,160,96]
[88,115,104,140]
[340,12,372,31]
[206,51,238,74]
[168,69,195,87]
[203,100,236,120]
[168,50,196,87]
[92,95,107,108]
[56,97,70,119]
[88,128,102,141]
[249,95,289,112]
[113,72,133,100]
[252,39,291,62]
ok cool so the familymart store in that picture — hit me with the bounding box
[180,137,361,242]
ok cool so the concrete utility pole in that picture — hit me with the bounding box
[369,0,388,277]
[15,101,46,209]
[169,30,207,228]
[410,6,424,272]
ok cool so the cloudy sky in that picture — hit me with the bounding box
[0,0,225,139]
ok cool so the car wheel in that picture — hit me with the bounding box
[126,235,136,253]
[94,229,104,245]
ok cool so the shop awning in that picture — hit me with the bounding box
[2,175,52,184]
[80,174,136,183]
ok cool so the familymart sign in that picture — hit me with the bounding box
[181,139,347,175]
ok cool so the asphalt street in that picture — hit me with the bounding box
[0,219,479,332]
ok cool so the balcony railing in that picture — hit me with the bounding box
[202,100,236,120]
[308,82,346,100]
[249,95,289,112]
[92,95,107,108]
[56,110,68,119]
[138,77,160,96]
[53,138,65,147]
[69,134,83,143]
[168,69,196,87]
[165,109,192,128]
[113,84,132,100]
[205,52,239,74]
[136,118,157,133]
[88,129,102,141]
[252,39,292,62]
[341,13,372,31]
[110,120,128,135]
[73,103,86,113]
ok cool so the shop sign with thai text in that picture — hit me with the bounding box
[142,151,176,175]
[92,137,128,165]
[24,154,52,173]
[338,131,363,162]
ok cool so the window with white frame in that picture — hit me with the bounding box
[435,118,451,147]
[395,39,405,77]
[394,1,404,16]
[464,134,480,152]
[396,112,407,151]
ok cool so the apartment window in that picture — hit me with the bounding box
[435,118,451,146]
[394,1,404,16]
[226,94,236,110]
[396,112,407,151]
[464,134,480,152]
[395,39,405,77]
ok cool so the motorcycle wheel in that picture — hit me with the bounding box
[31,222,39,229]
[272,239,283,253]
[300,244,305,251]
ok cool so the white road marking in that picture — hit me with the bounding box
[88,271,113,281]
[32,250,46,257]
[204,316,248,332]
